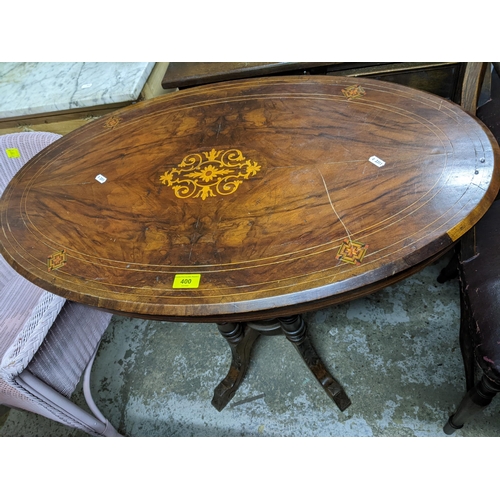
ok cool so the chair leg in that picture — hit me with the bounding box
[82,341,109,425]
[444,375,500,435]
[437,250,459,283]
[16,371,121,436]
[458,286,477,391]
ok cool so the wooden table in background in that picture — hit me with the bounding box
[1,76,499,411]
[161,62,468,102]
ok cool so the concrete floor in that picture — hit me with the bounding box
[1,253,499,437]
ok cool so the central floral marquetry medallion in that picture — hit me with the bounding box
[160,148,262,200]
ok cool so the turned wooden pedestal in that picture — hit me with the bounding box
[213,315,351,412]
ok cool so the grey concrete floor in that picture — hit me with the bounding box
[1,253,499,437]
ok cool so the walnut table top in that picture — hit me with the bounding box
[1,76,499,323]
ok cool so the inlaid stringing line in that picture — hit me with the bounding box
[13,82,484,276]
[15,147,463,275]
[20,205,466,302]
[15,136,468,276]
[15,189,489,304]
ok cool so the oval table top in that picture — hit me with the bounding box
[1,76,499,322]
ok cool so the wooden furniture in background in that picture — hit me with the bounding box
[161,62,470,103]
[442,64,500,434]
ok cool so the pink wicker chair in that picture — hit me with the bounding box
[0,132,120,436]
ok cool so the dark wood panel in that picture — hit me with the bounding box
[162,62,464,102]
[161,62,335,89]
[327,62,464,100]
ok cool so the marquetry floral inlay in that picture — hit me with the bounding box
[160,148,262,200]
[336,239,368,265]
[47,250,67,271]
[341,84,366,100]
[104,115,122,129]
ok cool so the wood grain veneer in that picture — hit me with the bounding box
[1,76,499,322]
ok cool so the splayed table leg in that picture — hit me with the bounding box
[279,315,351,411]
[211,322,260,411]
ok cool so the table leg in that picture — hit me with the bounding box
[278,315,352,411]
[211,322,260,411]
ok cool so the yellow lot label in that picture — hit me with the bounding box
[5,148,20,158]
[172,274,201,289]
